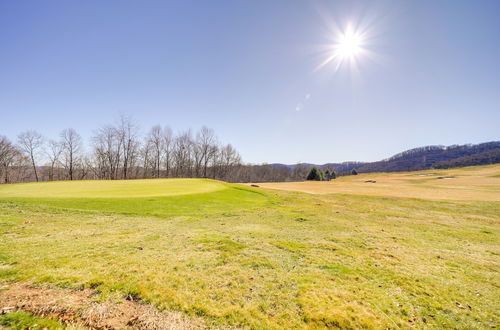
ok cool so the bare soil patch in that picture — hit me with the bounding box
[0,282,206,329]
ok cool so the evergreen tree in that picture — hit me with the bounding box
[306,167,324,181]
[330,170,337,179]
[318,169,325,181]
[351,168,358,175]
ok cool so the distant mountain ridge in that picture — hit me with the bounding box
[270,141,500,174]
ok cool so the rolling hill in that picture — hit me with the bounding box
[271,141,500,174]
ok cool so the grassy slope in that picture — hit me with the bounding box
[0,178,225,198]
[0,166,499,329]
[254,165,500,201]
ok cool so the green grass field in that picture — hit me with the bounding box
[0,166,499,329]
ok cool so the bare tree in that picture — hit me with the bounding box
[79,155,92,180]
[17,130,44,182]
[60,128,83,180]
[212,143,241,180]
[162,126,173,178]
[46,140,63,181]
[117,115,139,179]
[140,140,152,179]
[193,138,203,177]
[173,130,193,177]
[0,136,21,183]
[92,125,122,180]
[146,126,164,178]
[0,136,13,183]
[196,126,217,178]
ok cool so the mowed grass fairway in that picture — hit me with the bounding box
[0,166,499,329]
[0,178,226,198]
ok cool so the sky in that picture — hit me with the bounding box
[1,0,499,164]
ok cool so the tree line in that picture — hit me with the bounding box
[7,120,491,185]
[0,117,241,184]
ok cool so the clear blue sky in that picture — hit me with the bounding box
[1,0,499,164]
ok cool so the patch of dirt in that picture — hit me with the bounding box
[0,282,206,329]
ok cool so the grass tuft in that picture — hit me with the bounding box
[0,311,65,330]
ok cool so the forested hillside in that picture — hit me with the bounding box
[264,141,500,182]
[433,148,500,169]
[358,142,500,172]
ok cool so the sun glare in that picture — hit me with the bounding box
[316,22,370,72]
[336,28,362,59]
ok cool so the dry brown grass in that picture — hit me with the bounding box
[249,164,500,201]
[0,282,206,329]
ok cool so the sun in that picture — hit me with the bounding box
[336,28,363,59]
[315,23,369,72]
